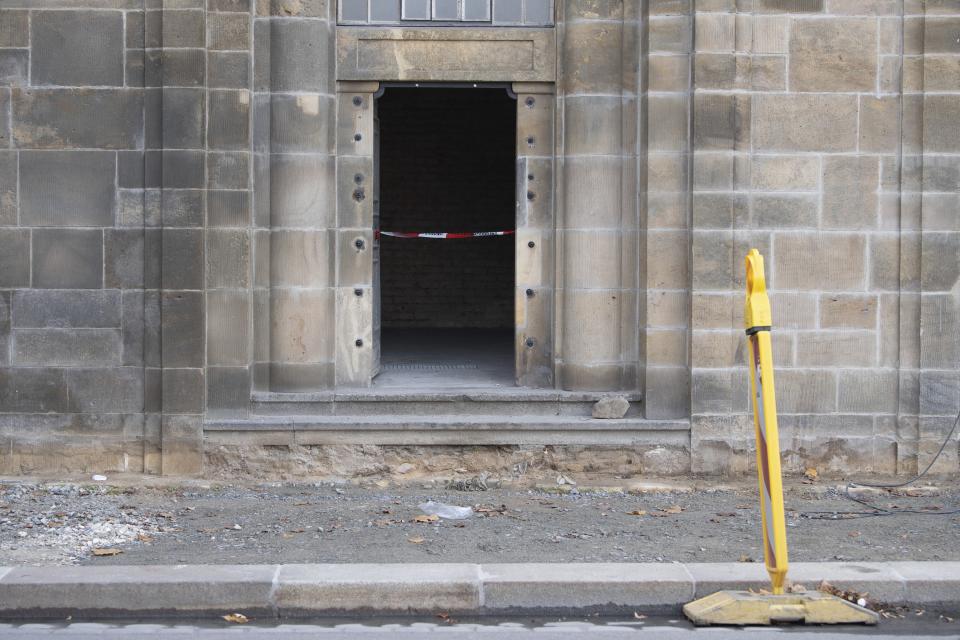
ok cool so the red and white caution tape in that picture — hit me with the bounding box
[377,230,515,239]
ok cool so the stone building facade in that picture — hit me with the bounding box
[0,0,957,478]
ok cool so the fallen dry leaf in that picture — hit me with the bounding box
[408,535,426,544]
[664,505,683,514]
[627,510,647,516]
[92,548,123,557]
[803,468,819,483]
[414,514,439,523]
[135,533,153,543]
[633,612,647,620]
[222,613,248,624]
[739,554,755,563]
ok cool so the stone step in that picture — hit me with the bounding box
[249,389,644,418]
[204,414,688,447]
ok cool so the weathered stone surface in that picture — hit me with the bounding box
[752,94,857,151]
[13,329,121,366]
[12,290,120,328]
[161,291,205,369]
[822,156,879,229]
[31,229,103,289]
[12,89,143,150]
[789,18,876,91]
[592,395,630,419]
[0,49,27,86]
[31,11,124,86]
[0,229,29,288]
[20,151,116,227]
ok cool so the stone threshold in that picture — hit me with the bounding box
[251,389,645,403]
[0,562,954,619]
[203,415,690,446]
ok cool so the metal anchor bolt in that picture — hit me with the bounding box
[528,241,536,248]
[526,289,535,297]
[354,133,362,142]
[525,338,535,348]
[354,288,363,297]
[525,97,535,107]
[354,238,365,249]
[352,96,363,106]
[355,339,363,347]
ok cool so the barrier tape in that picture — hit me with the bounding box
[376,230,515,239]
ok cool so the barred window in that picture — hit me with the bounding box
[339,0,554,26]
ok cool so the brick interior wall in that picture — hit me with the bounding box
[376,88,516,329]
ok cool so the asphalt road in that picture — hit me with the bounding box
[0,619,955,639]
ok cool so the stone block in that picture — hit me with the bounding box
[208,51,249,89]
[207,366,250,416]
[796,331,876,367]
[12,89,143,150]
[750,194,817,229]
[336,229,373,287]
[0,229,29,288]
[206,229,250,289]
[648,15,691,54]
[819,294,878,330]
[208,190,251,227]
[0,10,27,47]
[562,21,622,94]
[275,564,479,614]
[563,96,621,156]
[209,90,250,150]
[270,288,333,364]
[31,11,123,86]
[208,152,250,190]
[859,96,899,153]
[13,329,121,366]
[774,233,866,290]
[269,362,334,392]
[0,149,13,225]
[923,95,960,153]
[838,370,898,414]
[12,290,120,328]
[562,231,622,289]
[919,233,960,292]
[693,93,748,151]
[208,12,249,50]
[0,368,67,413]
[0,292,8,366]
[162,88,205,149]
[647,230,689,290]
[757,0,823,11]
[65,367,143,413]
[162,368,205,414]
[162,228,204,291]
[207,290,249,366]
[691,369,746,414]
[161,415,203,475]
[270,154,335,228]
[647,54,689,92]
[20,151,116,227]
[647,328,688,367]
[258,0,330,16]
[752,94,857,152]
[162,189,205,227]
[32,229,103,289]
[0,49,27,86]
[695,12,734,51]
[482,563,691,610]
[162,9,205,48]
[822,156,879,229]
[270,94,334,154]
[562,289,620,363]
[563,157,620,230]
[118,152,144,189]
[271,230,333,288]
[692,230,732,289]
[271,20,331,92]
[750,155,818,191]
[161,291,205,368]
[145,49,205,88]
[789,18,876,92]
[121,290,144,366]
[105,230,145,289]
[648,94,688,152]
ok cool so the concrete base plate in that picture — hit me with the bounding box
[683,590,880,626]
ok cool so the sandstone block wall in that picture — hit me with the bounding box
[0,0,957,478]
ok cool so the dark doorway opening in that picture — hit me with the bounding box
[375,86,516,388]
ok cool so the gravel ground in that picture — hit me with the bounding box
[0,479,957,566]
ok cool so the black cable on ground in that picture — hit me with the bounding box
[801,406,960,520]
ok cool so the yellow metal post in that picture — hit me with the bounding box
[743,249,788,595]
[682,249,878,626]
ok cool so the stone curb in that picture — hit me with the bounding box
[0,562,956,619]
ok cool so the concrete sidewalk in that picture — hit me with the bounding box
[0,562,956,620]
